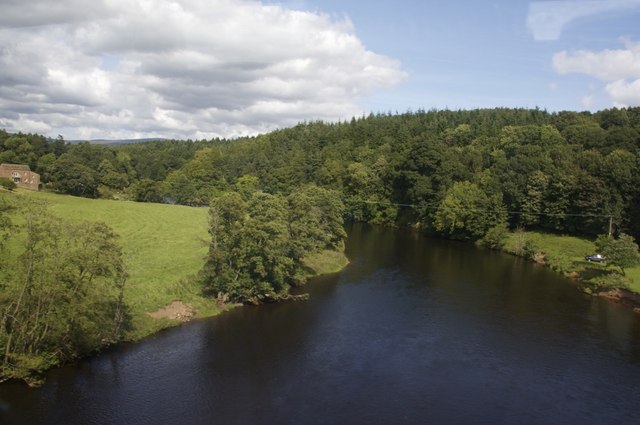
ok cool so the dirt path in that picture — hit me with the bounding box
[147,301,195,322]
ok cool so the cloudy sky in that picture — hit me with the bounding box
[1,0,639,140]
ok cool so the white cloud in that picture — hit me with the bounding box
[551,39,640,106]
[0,0,406,140]
[552,39,640,81]
[581,94,594,108]
[606,79,640,107]
[527,0,640,41]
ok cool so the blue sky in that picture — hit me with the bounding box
[1,0,639,140]
[296,0,640,114]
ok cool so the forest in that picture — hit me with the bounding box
[1,106,640,381]
[2,107,639,238]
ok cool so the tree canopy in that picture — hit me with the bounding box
[201,185,345,303]
[0,198,128,382]
[2,107,639,242]
[595,233,640,276]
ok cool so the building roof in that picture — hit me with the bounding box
[0,163,31,171]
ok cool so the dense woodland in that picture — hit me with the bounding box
[2,107,640,381]
[2,107,639,238]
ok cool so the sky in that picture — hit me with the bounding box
[1,0,639,140]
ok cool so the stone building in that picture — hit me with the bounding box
[0,163,40,190]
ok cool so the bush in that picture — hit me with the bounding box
[595,233,640,276]
[0,177,16,191]
[511,229,539,259]
[128,179,163,203]
[479,222,509,249]
[591,273,631,291]
[543,252,572,274]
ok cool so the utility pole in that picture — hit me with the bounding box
[608,215,613,237]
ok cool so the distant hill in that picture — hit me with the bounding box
[67,138,169,146]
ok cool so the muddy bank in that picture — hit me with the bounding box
[598,288,640,313]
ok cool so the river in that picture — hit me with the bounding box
[1,224,640,425]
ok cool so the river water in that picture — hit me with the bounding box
[1,224,640,425]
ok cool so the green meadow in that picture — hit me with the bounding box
[4,190,351,340]
[8,190,223,339]
[504,230,640,293]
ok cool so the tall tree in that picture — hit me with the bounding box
[0,200,127,381]
[434,181,507,240]
[202,187,345,303]
[50,156,99,198]
[595,233,640,276]
[520,171,549,227]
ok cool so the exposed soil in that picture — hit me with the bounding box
[598,288,640,313]
[147,301,195,322]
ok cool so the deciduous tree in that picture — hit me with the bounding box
[0,200,128,381]
[595,233,640,276]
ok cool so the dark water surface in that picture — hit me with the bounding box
[2,224,640,425]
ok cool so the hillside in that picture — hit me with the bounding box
[9,190,221,339]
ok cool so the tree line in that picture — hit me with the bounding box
[4,107,637,239]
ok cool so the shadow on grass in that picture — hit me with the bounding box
[577,265,611,281]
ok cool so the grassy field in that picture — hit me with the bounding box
[303,248,349,276]
[5,190,223,339]
[504,230,640,293]
[3,190,350,340]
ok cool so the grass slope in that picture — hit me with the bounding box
[12,190,221,339]
[504,230,640,293]
[6,190,350,340]
[302,248,349,276]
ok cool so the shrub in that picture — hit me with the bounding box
[543,252,572,274]
[591,273,631,291]
[479,222,509,249]
[511,229,539,259]
[0,177,17,191]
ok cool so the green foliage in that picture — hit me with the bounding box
[5,106,640,241]
[98,159,129,190]
[503,229,640,288]
[479,222,509,249]
[590,273,631,291]
[3,190,223,358]
[50,155,99,197]
[163,147,226,204]
[36,153,57,183]
[434,181,507,240]
[301,249,349,276]
[520,171,548,227]
[203,191,292,301]
[595,233,640,275]
[202,186,346,303]
[21,190,212,316]
[509,228,539,259]
[0,177,17,191]
[0,196,14,274]
[287,185,347,256]
[128,178,163,202]
[0,198,127,380]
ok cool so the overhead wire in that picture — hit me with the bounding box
[349,198,615,218]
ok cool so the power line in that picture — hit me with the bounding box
[349,198,615,219]
[155,181,616,219]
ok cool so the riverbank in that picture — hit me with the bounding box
[1,190,349,385]
[6,223,640,425]
[497,230,640,310]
